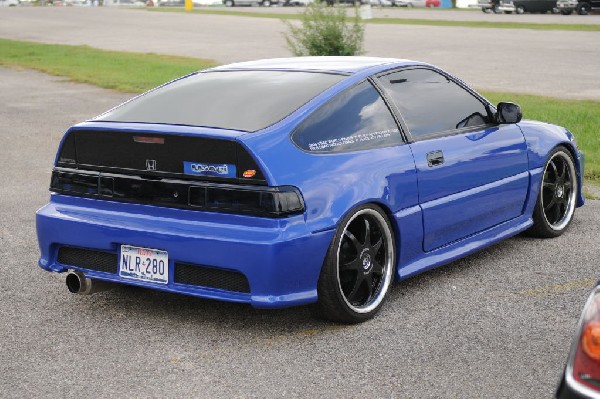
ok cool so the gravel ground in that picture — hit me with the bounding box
[1,64,599,398]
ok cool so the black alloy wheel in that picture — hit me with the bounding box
[315,204,396,323]
[528,146,578,238]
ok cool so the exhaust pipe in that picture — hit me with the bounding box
[65,271,114,295]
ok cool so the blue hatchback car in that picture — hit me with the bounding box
[36,57,584,323]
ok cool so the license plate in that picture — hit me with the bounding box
[119,245,168,284]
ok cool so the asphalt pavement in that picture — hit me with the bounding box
[1,64,599,398]
[0,7,599,99]
[1,7,600,398]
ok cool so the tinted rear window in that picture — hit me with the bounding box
[95,71,346,132]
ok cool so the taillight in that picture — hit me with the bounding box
[560,286,600,398]
[571,290,600,391]
[50,169,305,218]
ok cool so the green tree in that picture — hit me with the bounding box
[283,2,365,57]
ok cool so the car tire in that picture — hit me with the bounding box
[492,4,500,12]
[515,5,525,13]
[314,204,396,324]
[577,2,591,14]
[527,146,578,238]
[224,0,233,5]
[261,0,271,5]
[561,9,573,14]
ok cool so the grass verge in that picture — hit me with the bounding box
[147,7,600,32]
[0,38,216,93]
[483,92,600,181]
[0,38,597,180]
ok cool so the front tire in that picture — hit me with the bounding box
[527,146,578,238]
[515,5,525,13]
[314,204,396,324]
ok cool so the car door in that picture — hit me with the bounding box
[376,68,530,252]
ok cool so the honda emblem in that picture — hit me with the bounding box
[146,160,157,171]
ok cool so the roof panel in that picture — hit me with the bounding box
[211,56,416,74]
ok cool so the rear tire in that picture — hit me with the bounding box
[527,146,578,238]
[224,0,233,5]
[515,5,525,13]
[577,2,591,14]
[314,204,396,324]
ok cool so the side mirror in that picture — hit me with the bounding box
[496,102,522,124]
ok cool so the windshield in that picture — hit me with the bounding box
[95,70,346,132]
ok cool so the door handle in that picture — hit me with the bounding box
[426,150,444,167]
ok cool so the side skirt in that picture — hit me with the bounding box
[397,214,533,281]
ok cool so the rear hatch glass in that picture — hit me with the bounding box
[95,70,346,132]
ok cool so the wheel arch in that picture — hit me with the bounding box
[328,199,402,278]
[518,120,585,207]
[556,142,585,208]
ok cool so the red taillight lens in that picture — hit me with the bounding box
[570,291,600,392]
[133,136,164,144]
[582,322,600,360]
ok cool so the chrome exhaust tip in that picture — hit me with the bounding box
[65,271,114,295]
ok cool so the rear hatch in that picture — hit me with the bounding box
[56,128,266,185]
[51,127,304,218]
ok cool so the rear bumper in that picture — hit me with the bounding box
[556,1,577,10]
[497,4,515,11]
[36,194,333,308]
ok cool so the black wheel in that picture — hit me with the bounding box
[224,0,233,5]
[261,0,271,5]
[515,5,525,13]
[577,2,591,14]
[528,146,578,238]
[314,204,396,324]
[561,9,573,14]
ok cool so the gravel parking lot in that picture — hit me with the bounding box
[1,7,599,398]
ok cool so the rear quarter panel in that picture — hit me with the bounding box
[241,127,420,234]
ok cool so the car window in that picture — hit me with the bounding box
[291,81,402,153]
[378,68,492,139]
[95,71,346,132]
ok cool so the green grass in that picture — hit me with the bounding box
[483,92,600,180]
[0,38,597,180]
[147,7,600,32]
[0,38,216,93]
